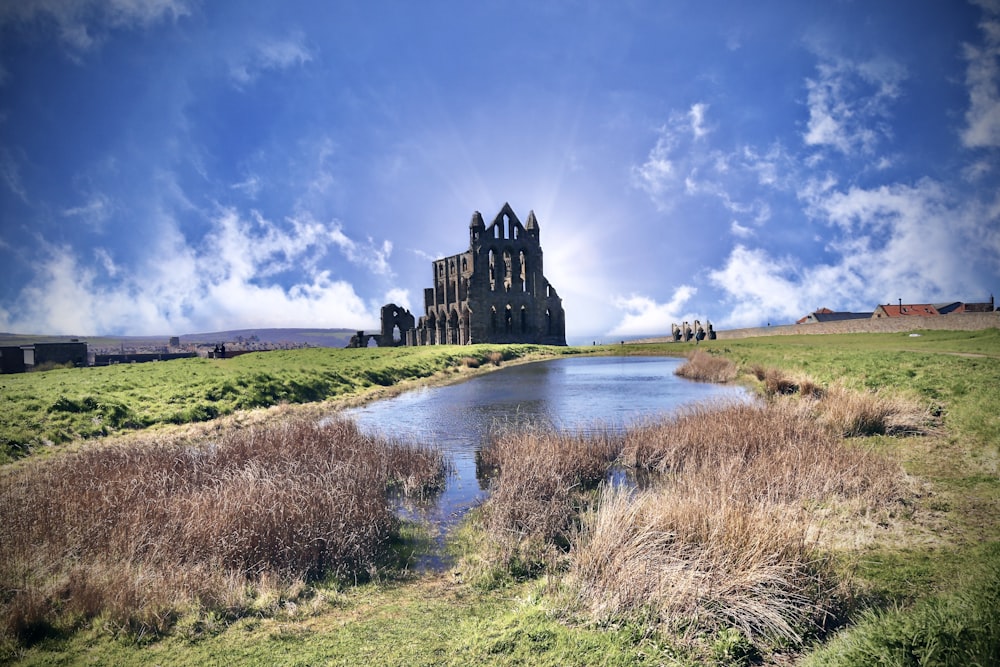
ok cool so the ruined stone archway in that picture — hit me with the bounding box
[379,303,415,347]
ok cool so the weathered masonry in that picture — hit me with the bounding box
[378,203,566,347]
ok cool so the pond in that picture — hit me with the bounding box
[337,355,748,568]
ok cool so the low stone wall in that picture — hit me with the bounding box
[629,312,1000,344]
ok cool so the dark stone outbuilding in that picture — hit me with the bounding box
[1,341,88,373]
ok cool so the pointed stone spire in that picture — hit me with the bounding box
[469,210,486,247]
[525,210,539,230]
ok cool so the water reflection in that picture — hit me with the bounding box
[337,355,747,568]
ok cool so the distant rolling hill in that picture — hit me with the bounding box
[177,328,356,347]
[0,328,357,348]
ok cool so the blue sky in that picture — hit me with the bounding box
[1,1,998,342]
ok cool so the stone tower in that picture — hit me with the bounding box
[382,203,566,346]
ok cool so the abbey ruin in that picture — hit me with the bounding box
[358,203,566,347]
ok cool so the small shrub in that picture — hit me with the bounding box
[97,399,138,428]
[48,396,98,413]
[487,351,504,366]
[674,350,737,383]
[461,356,481,369]
[750,366,825,399]
[763,367,798,395]
[363,369,396,386]
[798,377,824,399]
[712,628,761,666]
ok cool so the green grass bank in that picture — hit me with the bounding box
[0,344,574,464]
[1,330,998,665]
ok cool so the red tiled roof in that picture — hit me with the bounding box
[878,304,941,317]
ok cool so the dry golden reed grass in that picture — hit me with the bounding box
[0,417,445,643]
[620,401,903,503]
[674,349,738,383]
[810,383,938,437]
[467,388,911,651]
[475,423,623,574]
[749,363,937,436]
[571,484,820,644]
[572,400,907,648]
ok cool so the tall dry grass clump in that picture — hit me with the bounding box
[748,360,937,437]
[573,400,907,651]
[674,350,738,383]
[475,424,623,575]
[811,383,937,437]
[0,417,445,646]
[572,484,820,645]
[619,401,903,505]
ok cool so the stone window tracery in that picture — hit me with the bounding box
[489,249,497,291]
[503,250,512,293]
[519,250,527,292]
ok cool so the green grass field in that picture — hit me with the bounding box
[0,344,571,464]
[2,330,998,665]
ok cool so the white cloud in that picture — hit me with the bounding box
[961,4,1000,148]
[963,157,994,180]
[730,220,753,238]
[802,55,906,155]
[93,248,119,278]
[629,40,994,333]
[383,288,412,313]
[258,34,312,70]
[633,110,791,229]
[0,207,395,335]
[606,285,699,337]
[0,147,28,202]
[724,29,743,52]
[631,103,713,210]
[688,103,710,139]
[62,193,114,231]
[292,135,342,213]
[231,174,262,199]
[708,246,813,327]
[708,178,1000,328]
[328,221,395,277]
[810,180,996,295]
[631,126,677,205]
[0,0,190,53]
[740,144,790,188]
[229,31,313,85]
